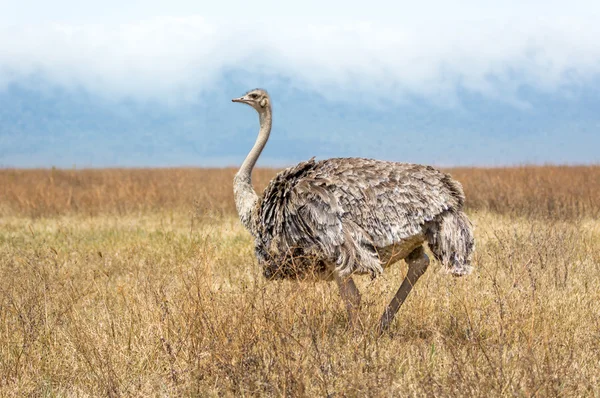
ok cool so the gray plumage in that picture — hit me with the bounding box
[232,88,474,332]
[256,156,473,278]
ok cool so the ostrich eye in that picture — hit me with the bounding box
[249,93,258,99]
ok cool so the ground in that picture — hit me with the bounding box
[1,166,599,396]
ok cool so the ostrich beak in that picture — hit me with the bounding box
[232,97,246,103]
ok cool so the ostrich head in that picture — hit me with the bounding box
[232,88,270,113]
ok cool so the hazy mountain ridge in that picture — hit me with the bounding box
[1,75,599,168]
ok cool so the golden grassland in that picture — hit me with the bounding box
[1,166,600,396]
[1,165,599,219]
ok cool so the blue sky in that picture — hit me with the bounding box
[1,1,599,167]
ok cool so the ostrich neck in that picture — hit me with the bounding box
[234,108,272,234]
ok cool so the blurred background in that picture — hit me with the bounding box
[1,0,599,168]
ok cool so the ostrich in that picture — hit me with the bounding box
[232,88,474,332]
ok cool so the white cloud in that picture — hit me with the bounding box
[1,10,600,104]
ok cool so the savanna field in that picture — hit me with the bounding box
[1,166,599,397]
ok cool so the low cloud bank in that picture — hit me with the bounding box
[1,16,599,104]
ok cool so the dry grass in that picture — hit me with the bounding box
[451,165,600,220]
[2,165,599,219]
[1,166,600,396]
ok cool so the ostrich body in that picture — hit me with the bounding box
[232,89,475,332]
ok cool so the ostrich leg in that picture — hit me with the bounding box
[334,273,361,327]
[379,246,430,334]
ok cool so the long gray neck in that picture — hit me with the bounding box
[234,107,272,235]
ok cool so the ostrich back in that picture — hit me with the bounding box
[254,157,466,279]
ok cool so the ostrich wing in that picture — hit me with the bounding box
[257,157,465,275]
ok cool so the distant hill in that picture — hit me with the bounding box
[1,75,599,168]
